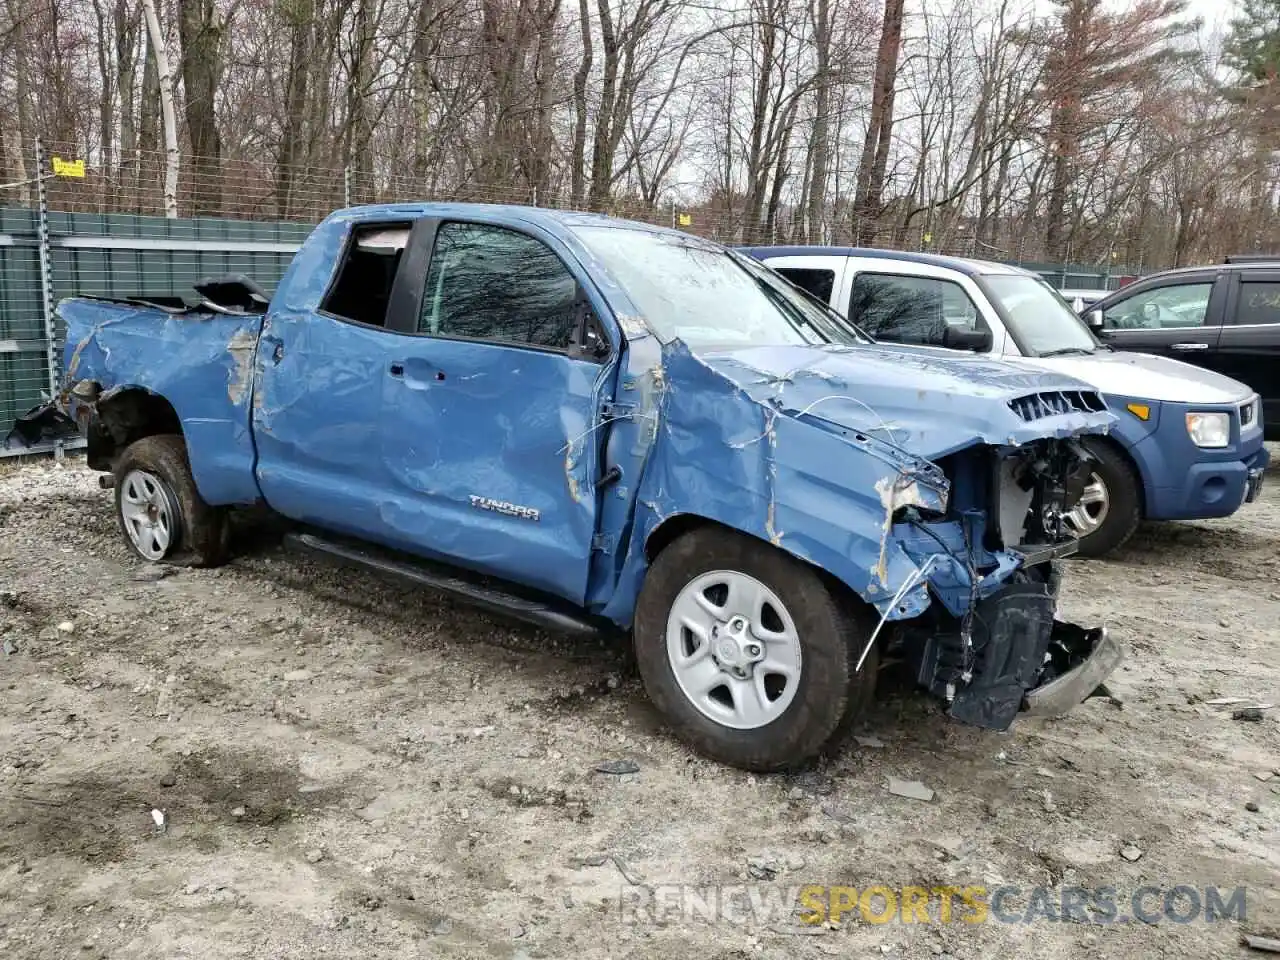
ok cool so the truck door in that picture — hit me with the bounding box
[1218,270,1280,430]
[251,219,425,543]
[373,218,613,606]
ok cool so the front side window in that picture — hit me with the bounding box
[1102,283,1212,330]
[848,273,981,346]
[1236,281,1280,325]
[419,222,578,349]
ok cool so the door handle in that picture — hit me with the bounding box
[1171,342,1209,351]
[389,359,445,382]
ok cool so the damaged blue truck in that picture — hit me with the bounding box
[54,203,1124,771]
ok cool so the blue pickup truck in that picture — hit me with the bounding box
[54,203,1123,771]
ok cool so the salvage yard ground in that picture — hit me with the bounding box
[2,450,1278,959]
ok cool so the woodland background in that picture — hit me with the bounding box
[2,0,1279,267]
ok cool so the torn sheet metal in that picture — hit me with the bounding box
[58,297,266,504]
[595,335,1114,629]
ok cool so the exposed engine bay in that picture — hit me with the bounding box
[883,437,1119,730]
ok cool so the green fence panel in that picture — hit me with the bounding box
[1,206,310,450]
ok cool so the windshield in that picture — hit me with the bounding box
[571,226,864,348]
[980,275,1100,357]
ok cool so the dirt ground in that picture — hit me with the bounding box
[1,448,1278,960]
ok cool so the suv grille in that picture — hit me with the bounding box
[1008,390,1106,423]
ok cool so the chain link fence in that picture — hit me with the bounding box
[1,138,1142,456]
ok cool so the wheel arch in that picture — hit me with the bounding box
[85,386,184,472]
[643,512,877,620]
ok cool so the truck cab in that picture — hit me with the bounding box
[742,246,1270,557]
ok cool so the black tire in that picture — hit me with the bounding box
[633,526,876,771]
[825,593,881,753]
[112,434,230,567]
[1071,438,1142,558]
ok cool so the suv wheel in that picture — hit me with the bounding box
[1062,439,1142,558]
[634,526,875,771]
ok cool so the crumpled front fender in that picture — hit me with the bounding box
[599,341,965,626]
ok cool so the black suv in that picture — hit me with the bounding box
[1083,257,1279,439]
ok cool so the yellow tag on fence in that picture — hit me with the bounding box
[52,157,86,178]
[677,212,692,226]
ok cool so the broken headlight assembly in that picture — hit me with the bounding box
[990,439,1094,550]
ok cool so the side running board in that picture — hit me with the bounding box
[283,531,603,637]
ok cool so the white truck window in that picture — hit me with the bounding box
[774,267,835,304]
[849,273,981,347]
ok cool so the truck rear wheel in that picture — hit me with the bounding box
[633,526,874,771]
[1063,439,1142,558]
[112,435,230,567]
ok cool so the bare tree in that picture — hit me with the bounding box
[141,0,178,217]
[852,0,904,244]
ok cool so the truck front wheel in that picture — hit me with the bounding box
[633,526,875,771]
[112,435,229,567]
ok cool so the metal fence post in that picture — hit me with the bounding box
[33,139,64,460]
[344,166,352,208]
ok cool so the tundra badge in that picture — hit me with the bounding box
[468,495,541,522]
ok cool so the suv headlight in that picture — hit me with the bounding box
[1185,411,1230,448]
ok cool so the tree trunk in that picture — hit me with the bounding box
[1044,0,1091,260]
[92,0,117,209]
[586,0,619,211]
[853,0,905,245]
[178,0,224,216]
[410,0,434,184]
[570,0,593,207]
[6,0,32,204]
[142,0,179,218]
[342,0,377,203]
[116,0,140,211]
[529,0,559,200]
[805,0,831,242]
[277,0,313,218]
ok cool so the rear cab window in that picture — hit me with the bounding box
[320,224,412,328]
[774,267,835,304]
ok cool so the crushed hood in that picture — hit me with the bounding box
[697,343,1116,459]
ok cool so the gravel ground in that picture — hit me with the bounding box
[1,449,1278,959]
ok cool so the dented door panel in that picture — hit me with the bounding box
[251,307,403,541]
[378,339,604,604]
